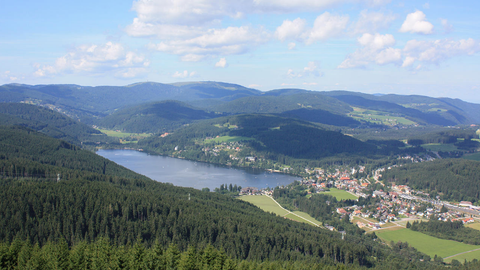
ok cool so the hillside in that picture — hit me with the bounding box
[381,159,480,203]
[97,100,221,133]
[0,103,114,146]
[2,82,479,129]
[136,114,418,173]
[0,125,437,268]
[0,82,262,122]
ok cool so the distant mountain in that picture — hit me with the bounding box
[0,82,262,122]
[1,81,479,128]
[98,100,221,133]
[0,103,112,146]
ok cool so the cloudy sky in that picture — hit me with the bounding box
[1,0,480,102]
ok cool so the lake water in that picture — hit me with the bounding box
[96,149,300,190]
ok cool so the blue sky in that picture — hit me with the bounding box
[1,0,480,103]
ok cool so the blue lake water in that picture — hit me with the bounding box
[96,149,300,190]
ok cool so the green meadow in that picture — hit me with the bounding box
[239,195,321,226]
[239,195,289,216]
[376,228,480,262]
[205,136,254,143]
[320,188,358,200]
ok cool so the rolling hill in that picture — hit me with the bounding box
[0,103,113,146]
[97,100,222,133]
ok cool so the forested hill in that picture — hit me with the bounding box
[98,100,221,133]
[0,125,441,269]
[381,159,480,203]
[0,103,113,146]
[0,125,140,178]
[2,81,479,127]
[138,114,411,166]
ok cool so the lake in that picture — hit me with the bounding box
[96,149,300,190]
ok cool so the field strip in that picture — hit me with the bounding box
[266,196,321,227]
[444,247,480,260]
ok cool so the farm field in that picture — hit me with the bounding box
[320,188,358,200]
[376,228,480,262]
[239,195,289,216]
[97,129,151,139]
[205,136,254,143]
[292,211,322,226]
[466,223,480,231]
[421,143,458,152]
[349,107,416,126]
[239,195,321,226]
[463,152,480,161]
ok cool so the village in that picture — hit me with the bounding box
[239,159,480,232]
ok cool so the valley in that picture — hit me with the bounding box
[1,81,480,269]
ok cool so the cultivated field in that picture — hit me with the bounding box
[204,136,254,143]
[376,228,480,262]
[463,152,480,161]
[320,188,358,200]
[239,195,321,226]
[421,143,458,152]
[97,129,151,138]
[239,195,289,216]
[349,107,416,126]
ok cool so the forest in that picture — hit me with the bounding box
[0,125,451,269]
[381,159,480,203]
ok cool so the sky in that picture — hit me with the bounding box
[1,0,480,103]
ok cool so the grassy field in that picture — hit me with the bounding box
[463,152,480,161]
[239,195,289,216]
[205,136,254,144]
[349,107,416,126]
[292,211,322,226]
[466,223,480,231]
[320,188,358,200]
[376,228,480,262]
[239,195,322,226]
[421,143,458,152]
[97,129,151,139]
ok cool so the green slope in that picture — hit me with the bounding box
[0,103,114,146]
[0,125,431,268]
[98,100,221,133]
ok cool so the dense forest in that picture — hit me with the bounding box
[98,100,221,133]
[0,125,451,269]
[381,159,480,203]
[0,103,115,146]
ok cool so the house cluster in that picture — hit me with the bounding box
[239,187,273,196]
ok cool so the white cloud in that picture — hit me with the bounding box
[34,42,148,78]
[403,38,480,66]
[1,71,19,82]
[149,26,269,61]
[288,61,323,77]
[441,19,453,34]
[353,10,396,34]
[248,84,261,88]
[399,10,434,34]
[423,3,430,9]
[288,42,296,50]
[303,82,318,86]
[215,58,228,68]
[275,18,307,42]
[172,70,196,78]
[402,56,416,67]
[306,12,349,44]
[338,33,402,68]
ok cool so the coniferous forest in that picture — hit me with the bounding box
[1,125,474,269]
